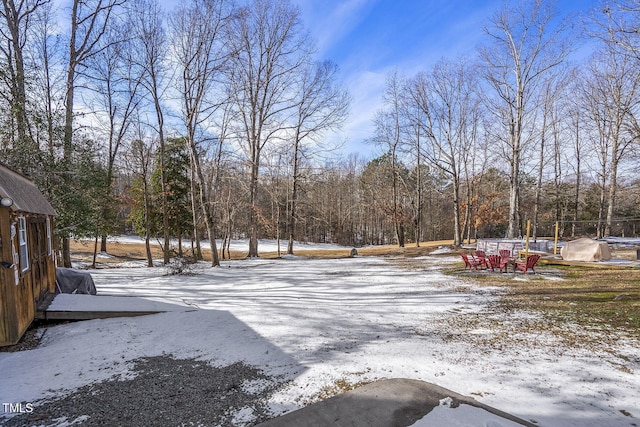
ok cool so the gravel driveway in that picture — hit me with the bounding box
[3,355,288,427]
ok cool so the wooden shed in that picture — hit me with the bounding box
[0,164,56,346]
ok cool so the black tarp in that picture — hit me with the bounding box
[55,268,97,295]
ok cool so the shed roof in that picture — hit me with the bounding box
[0,163,55,216]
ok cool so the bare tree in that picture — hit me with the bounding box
[287,60,349,254]
[532,72,566,239]
[579,45,640,237]
[568,106,584,237]
[598,0,640,59]
[372,70,408,247]
[556,67,588,238]
[171,0,232,267]
[0,0,47,173]
[480,0,571,238]
[407,58,481,247]
[28,0,64,160]
[129,0,171,264]
[59,0,123,267]
[226,0,311,257]
[64,0,122,160]
[86,22,143,253]
[128,120,155,267]
[403,107,425,247]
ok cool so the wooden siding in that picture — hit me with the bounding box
[0,164,56,346]
[0,207,18,345]
[0,211,55,346]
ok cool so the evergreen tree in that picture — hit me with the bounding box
[49,139,110,266]
[156,138,192,253]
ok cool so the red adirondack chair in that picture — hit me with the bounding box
[488,254,508,273]
[474,250,489,269]
[499,249,512,262]
[461,253,484,270]
[514,254,541,274]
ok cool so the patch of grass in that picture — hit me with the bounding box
[303,378,372,405]
[455,265,640,340]
[69,239,455,264]
[69,239,249,263]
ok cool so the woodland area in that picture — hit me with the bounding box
[1,0,640,267]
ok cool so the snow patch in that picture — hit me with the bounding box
[1,256,638,426]
[409,403,524,427]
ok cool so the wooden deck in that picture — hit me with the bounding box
[36,293,193,321]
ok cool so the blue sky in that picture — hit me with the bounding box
[293,0,602,156]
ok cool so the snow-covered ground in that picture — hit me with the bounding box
[1,254,639,426]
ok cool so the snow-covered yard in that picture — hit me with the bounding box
[1,253,638,426]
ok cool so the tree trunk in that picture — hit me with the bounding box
[1,0,34,168]
[415,135,422,247]
[189,161,202,260]
[506,94,524,240]
[248,157,260,257]
[452,179,462,247]
[597,169,607,239]
[572,117,581,238]
[144,235,153,267]
[159,127,170,265]
[61,237,72,268]
[533,115,547,241]
[287,137,300,255]
[144,175,153,267]
[187,142,219,267]
[605,155,619,237]
[391,154,404,248]
[91,235,98,268]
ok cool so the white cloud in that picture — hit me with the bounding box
[295,0,377,56]
[343,69,385,139]
[317,67,388,157]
